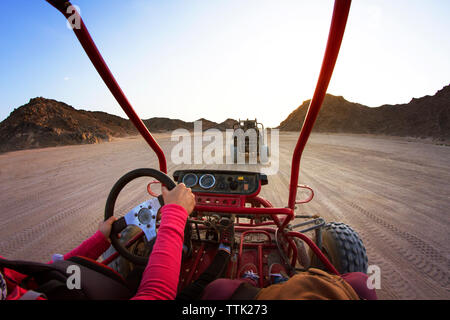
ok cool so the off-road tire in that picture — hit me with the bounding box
[310,222,368,274]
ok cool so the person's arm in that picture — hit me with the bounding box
[132,184,195,300]
[49,217,116,263]
[131,204,187,300]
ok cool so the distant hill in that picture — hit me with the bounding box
[279,85,450,140]
[2,85,448,153]
[143,117,233,132]
[195,118,218,131]
[0,97,137,152]
[143,117,193,132]
[0,97,238,153]
[212,118,239,131]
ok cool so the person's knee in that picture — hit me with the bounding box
[341,272,377,300]
[202,279,244,300]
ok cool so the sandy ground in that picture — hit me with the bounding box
[0,132,448,300]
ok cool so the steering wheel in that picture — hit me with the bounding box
[105,168,176,265]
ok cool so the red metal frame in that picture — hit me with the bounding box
[146,180,161,197]
[47,0,351,280]
[295,184,315,204]
[238,230,272,287]
[288,0,351,209]
[46,1,168,173]
[47,0,351,205]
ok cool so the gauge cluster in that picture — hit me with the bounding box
[173,170,268,195]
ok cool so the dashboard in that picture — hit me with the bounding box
[173,170,268,196]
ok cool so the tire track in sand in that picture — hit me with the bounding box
[303,170,448,299]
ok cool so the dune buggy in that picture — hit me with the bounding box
[46,0,367,292]
[231,118,270,163]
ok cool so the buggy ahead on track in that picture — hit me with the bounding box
[231,119,270,163]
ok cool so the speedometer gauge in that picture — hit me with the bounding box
[199,174,216,189]
[182,173,198,188]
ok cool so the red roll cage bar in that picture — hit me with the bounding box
[46,0,351,220]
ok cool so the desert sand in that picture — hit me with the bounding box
[0,132,448,299]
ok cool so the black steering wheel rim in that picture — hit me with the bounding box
[105,168,176,265]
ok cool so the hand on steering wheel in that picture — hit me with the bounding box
[104,168,177,265]
[161,184,196,215]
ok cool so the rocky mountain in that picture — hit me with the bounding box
[0,98,137,152]
[212,118,239,131]
[279,85,450,140]
[0,97,238,153]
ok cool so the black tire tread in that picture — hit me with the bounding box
[313,222,368,274]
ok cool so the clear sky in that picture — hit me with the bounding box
[1,0,449,128]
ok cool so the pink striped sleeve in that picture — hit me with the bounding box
[131,204,187,300]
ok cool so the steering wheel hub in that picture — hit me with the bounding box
[137,207,153,225]
[121,197,161,242]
